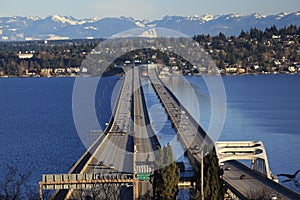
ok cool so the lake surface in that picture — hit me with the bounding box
[0,77,116,186]
[0,74,299,193]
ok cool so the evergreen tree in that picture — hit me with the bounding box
[193,146,224,200]
[153,144,180,200]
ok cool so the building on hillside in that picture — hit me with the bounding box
[18,53,33,59]
[0,68,4,76]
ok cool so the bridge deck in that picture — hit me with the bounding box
[224,161,300,199]
[52,68,135,199]
[133,66,160,198]
[133,66,158,166]
[148,65,213,165]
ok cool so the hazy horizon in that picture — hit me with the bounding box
[1,0,299,20]
[1,10,300,21]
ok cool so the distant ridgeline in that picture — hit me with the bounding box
[0,25,299,77]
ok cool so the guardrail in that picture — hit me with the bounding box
[39,173,137,199]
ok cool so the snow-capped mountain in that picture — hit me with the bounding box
[0,11,300,41]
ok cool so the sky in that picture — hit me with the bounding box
[1,0,300,20]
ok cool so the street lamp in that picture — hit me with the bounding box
[201,151,204,200]
[196,150,209,200]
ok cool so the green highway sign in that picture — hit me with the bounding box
[136,173,151,181]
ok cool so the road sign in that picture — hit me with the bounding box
[136,173,151,181]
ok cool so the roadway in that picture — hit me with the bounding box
[223,161,300,200]
[148,65,213,164]
[84,67,134,175]
[53,67,135,199]
[134,66,158,165]
[133,66,160,198]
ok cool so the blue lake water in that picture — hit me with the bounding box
[0,74,299,193]
[0,77,116,186]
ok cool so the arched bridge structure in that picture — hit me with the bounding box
[215,141,272,179]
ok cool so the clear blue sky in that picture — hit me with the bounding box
[1,0,300,19]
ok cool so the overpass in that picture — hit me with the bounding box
[216,141,272,179]
[215,141,300,199]
[40,64,300,200]
[222,161,300,199]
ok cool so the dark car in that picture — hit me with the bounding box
[240,174,246,179]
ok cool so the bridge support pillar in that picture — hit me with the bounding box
[134,181,139,200]
[38,182,42,200]
[251,159,255,170]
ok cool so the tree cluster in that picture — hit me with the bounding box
[69,183,121,200]
[0,39,101,76]
[152,144,180,200]
[194,25,300,73]
[0,164,51,200]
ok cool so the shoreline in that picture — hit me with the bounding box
[1,72,299,79]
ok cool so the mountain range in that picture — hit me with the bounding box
[1,11,300,41]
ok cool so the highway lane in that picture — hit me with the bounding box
[133,66,157,165]
[133,66,160,198]
[56,68,135,199]
[148,65,212,163]
[84,67,134,174]
[224,161,300,200]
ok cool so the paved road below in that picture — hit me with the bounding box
[223,161,300,199]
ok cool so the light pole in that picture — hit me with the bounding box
[201,150,204,200]
[199,150,209,200]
